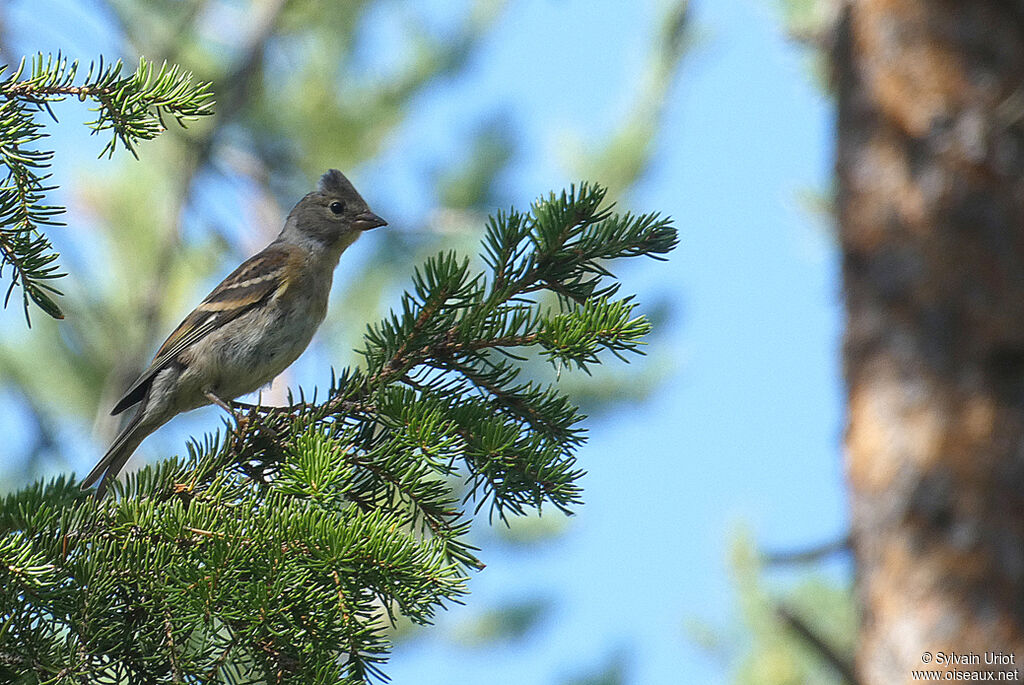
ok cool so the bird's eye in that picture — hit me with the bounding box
[329,201,346,215]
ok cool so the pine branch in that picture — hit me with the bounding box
[1,184,676,683]
[0,52,213,323]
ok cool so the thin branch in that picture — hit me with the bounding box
[762,535,851,566]
[776,603,860,685]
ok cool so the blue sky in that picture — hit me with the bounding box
[3,0,844,683]
[377,1,843,683]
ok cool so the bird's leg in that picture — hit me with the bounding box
[204,390,248,433]
[203,392,285,449]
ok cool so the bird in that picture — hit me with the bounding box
[80,169,387,499]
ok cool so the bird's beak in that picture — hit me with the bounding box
[353,211,387,231]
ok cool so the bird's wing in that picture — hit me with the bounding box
[111,244,296,415]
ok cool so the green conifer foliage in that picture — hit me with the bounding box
[0,53,213,323]
[0,183,676,683]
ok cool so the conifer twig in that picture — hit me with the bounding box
[0,53,213,322]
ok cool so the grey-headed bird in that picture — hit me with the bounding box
[81,170,386,498]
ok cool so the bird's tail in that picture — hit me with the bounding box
[80,412,158,500]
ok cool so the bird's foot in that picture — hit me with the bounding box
[204,391,249,433]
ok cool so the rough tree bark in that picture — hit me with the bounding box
[837,1,1024,683]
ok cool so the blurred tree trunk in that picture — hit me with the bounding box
[836,1,1024,683]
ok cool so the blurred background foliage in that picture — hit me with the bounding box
[0,0,854,682]
[688,532,854,685]
[0,0,686,484]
